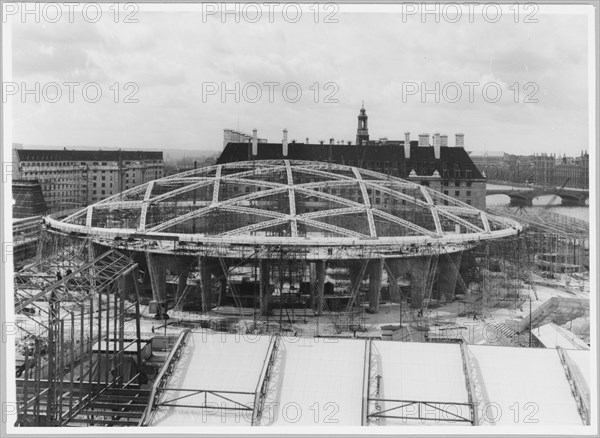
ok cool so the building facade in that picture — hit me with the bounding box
[217,106,487,209]
[552,152,589,189]
[12,179,48,218]
[479,151,589,190]
[223,129,267,150]
[14,148,164,212]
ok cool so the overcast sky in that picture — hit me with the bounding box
[8,4,592,156]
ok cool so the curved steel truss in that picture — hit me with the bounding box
[47,160,521,254]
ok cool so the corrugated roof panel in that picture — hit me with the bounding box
[470,345,583,426]
[370,341,470,426]
[264,337,366,427]
[150,332,272,427]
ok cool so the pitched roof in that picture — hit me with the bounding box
[217,142,485,179]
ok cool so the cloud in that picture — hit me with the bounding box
[9,8,590,155]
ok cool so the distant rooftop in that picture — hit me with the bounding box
[16,149,163,162]
[468,150,506,158]
[218,142,485,179]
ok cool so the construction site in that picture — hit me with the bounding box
[10,160,592,428]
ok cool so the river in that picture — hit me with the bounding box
[486,183,590,223]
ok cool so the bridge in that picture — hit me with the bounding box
[486,184,589,207]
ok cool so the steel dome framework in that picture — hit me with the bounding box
[46,160,520,258]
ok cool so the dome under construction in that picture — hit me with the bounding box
[45,160,521,316]
[47,160,519,256]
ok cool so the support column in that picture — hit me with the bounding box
[315,260,325,316]
[409,256,432,309]
[309,263,316,311]
[368,259,383,313]
[210,259,228,307]
[145,253,168,318]
[386,259,401,304]
[118,268,137,301]
[259,260,271,316]
[438,252,462,302]
[176,269,189,303]
[348,262,362,308]
[199,259,212,313]
[141,260,152,296]
[219,278,226,307]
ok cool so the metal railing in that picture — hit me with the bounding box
[366,399,474,424]
[138,329,190,426]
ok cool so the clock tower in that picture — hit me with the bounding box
[356,102,369,145]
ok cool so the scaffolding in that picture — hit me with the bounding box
[14,235,146,427]
[40,160,524,339]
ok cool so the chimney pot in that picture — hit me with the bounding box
[440,134,448,147]
[252,129,258,156]
[455,133,465,148]
[282,128,288,157]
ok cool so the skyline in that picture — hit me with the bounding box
[6,4,593,156]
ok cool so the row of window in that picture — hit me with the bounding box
[24,160,163,169]
[442,181,472,187]
[343,161,477,178]
[444,190,472,197]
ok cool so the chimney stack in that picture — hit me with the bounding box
[455,133,465,148]
[252,128,258,156]
[440,134,448,147]
[404,131,411,159]
[433,132,441,159]
[330,138,335,145]
[418,133,429,147]
[306,137,309,144]
[282,128,288,157]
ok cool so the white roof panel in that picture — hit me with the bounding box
[150,332,272,427]
[262,337,366,427]
[533,323,589,350]
[564,349,591,391]
[371,341,470,426]
[469,345,583,426]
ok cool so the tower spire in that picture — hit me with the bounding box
[356,104,369,145]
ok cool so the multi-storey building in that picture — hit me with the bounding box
[486,152,589,189]
[530,153,556,187]
[217,106,487,209]
[553,152,589,189]
[13,148,164,212]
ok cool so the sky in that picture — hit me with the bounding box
[6,4,593,156]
